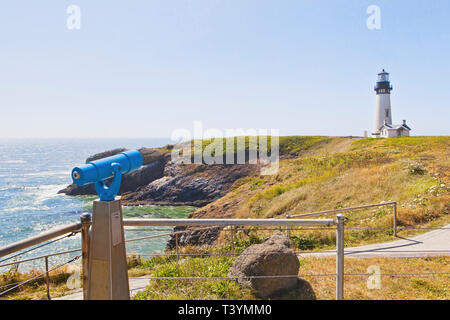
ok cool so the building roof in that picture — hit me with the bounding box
[382,123,411,131]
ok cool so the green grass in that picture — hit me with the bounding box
[278,136,332,156]
[183,136,332,161]
[81,201,196,218]
[133,255,253,300]
[122,205,196,218]
[129,252,450,300]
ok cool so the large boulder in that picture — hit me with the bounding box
[228,232,300,298]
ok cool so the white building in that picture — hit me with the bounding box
[379,120,411,138]
[371,69,411,138]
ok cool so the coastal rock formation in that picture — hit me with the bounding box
[228,232,300,298]
[122,163,258,206]
[85,148,127,163]
[166,226,221,250]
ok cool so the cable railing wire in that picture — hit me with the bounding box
[131,272,450,281]
[0,255,81,297]
[0,231,78,264]
[123,225,450,232]
[0,248,81,269]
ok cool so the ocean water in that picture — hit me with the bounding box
[0,138,195,272]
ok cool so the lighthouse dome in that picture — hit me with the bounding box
[378,69,389,82]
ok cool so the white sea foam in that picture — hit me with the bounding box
[1,205,51,213]
[0,185,22,192]
[23,170,70,177]
[0,184,66,214]
[0,184,66,193]
[33,184,67,203]
[0,160,27,164]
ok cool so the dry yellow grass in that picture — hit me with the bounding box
[298,256,450,300]
[0,264,80,300]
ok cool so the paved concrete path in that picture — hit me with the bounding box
[54,276,150,300]
[300,224,450,258]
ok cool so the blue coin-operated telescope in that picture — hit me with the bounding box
[72,150,143,300]
[71,150,143,201]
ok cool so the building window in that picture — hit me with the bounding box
[385,110,389,117]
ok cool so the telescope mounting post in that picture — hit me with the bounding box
[87,200,130,300]
[87,163,130,300]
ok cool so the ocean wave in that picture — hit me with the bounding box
[0,205,51,213]
[0,184,67,214]
[23,170,70,177]
[0,185,25,192]
[0,160,27,164]
[28,184,67,191]
[33,184,67,203]
[0,184,66,193]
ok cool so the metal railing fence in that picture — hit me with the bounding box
[1,201,449,300]
[0,215,344,299]
[286,201,397,237]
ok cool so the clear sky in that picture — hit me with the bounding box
[0,0,449,138]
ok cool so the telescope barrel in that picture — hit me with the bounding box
[71,150,143,186]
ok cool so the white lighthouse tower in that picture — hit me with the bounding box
[372,69,393,137]
[372,69,411,138]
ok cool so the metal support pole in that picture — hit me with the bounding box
[174,232,180,291]
[336,214,344,300]
[393,202,397,238]
[285,214,290,239]
[175,233,179,264]
[45,256,51,300]
[230,227,235,255]
[80,212,91,300]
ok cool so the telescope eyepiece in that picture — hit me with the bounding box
[72,171,81,180]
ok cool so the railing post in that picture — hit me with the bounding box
[336,214,344,300]
[45,256,51,300]
[285,214,290,239]
[230,227,235,255]
[393,202,397,238]
[80,212,91,300]
[175,233,179,263]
